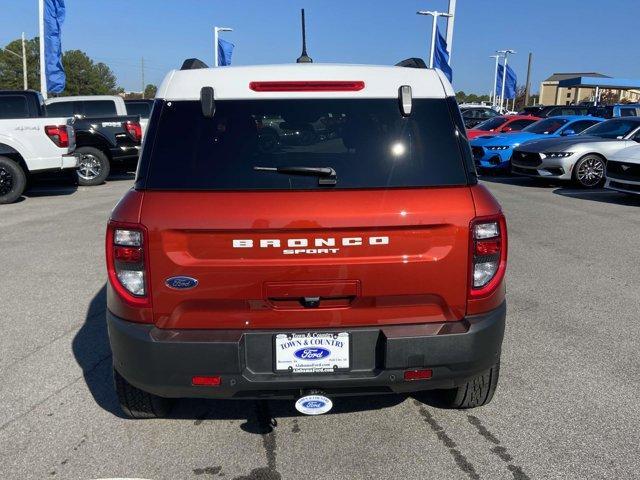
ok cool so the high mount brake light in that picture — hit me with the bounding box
[469,214,507,299]
[123,121,142,142]
[45,125,69,147]
[106,222,150,307]
[249,81,365,92]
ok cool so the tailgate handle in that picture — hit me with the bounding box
[264,280,360,310]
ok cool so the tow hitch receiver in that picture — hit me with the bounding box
[295,391,333,415]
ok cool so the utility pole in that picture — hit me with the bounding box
[416,10,452,68]
[445,0,457,63]
[38,0,47,98]
[141,57,145,98]
[214,26,233,67]
[524,52,533,106]
[21,32,28,90]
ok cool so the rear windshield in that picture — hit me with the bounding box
[140,98,469,190]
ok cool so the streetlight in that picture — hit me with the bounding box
[214,27,233,67]
[0,32,28,90]
[496,49,516,111]
[416,10,452,69]
[489,54,503,106]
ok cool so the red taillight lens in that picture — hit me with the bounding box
[249,81,365,92]
[404,369,433,381]
[469,214,508,299]
[106,222,150,306]
[192,376,221,387]
[124,121,142,142]
[45,125,69,147]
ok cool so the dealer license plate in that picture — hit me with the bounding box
[274,332,350,373]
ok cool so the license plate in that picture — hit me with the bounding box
[274,332,350,373]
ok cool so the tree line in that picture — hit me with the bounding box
[0,36,156,97]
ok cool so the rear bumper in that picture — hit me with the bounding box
[108,302,506,399]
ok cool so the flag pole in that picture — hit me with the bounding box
[417,11,452,69]
[213,27,219,67]
[445,0,456,63]
[490,54,501,107]
[38,0,47,98]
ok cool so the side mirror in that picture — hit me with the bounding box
[561,129,576,136]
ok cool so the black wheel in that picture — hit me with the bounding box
[0,156,27,204]
[76,146,110,186]
[573,154,605,188]
[114,368,172,419]
[437,361,500,409]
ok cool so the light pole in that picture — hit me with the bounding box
[496,49,515,111]
[444,0,457,61]
[1,32,28,90]
[416,10,452,69]
[489,54,502,107]
[214,26,233,67]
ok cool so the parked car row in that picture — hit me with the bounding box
[0,90,147,204]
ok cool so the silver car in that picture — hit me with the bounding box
[511,118,640,188]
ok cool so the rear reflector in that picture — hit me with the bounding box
[249,81,365,92]
[404,369,433,381]
[192,375,221,387]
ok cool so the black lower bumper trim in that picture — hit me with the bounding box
[107,303,506,399]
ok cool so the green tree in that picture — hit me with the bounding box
[144,84,157,99]
[0,37,40,90]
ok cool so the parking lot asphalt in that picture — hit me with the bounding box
[1,174,639,480]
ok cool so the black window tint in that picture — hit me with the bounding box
[506,119,536,130]
[481,109,497,119]
[82,100,117,116]
[568,120,599,133]
[620,108,637,117]
[126,102,152,118]
[142,99,468,190]
[0,95,28,119]
[46,101,75,117]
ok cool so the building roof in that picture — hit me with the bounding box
[543,72,610,82]
[558,76,640,90]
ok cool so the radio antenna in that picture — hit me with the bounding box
[296,9,313,63]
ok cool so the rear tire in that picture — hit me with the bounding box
[572,154,605,188]
[437,361,500,409]
[76,146,110,186]
[0,156,27,204]
[114,368,172,419]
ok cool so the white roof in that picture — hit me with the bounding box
[45,95,122,104]
[156,64,454,101]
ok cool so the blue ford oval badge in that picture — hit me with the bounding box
[165,276,198,290]
[293,347,331,361]
[295,394,333,415]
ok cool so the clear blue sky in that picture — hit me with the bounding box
[2,0,639,95]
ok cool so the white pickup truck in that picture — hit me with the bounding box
[0,99,77,204]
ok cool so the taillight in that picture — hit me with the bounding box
[45,125,69,147]
[249,81,365,92]
[469,214,507,299]
[106,221,150,307]
[123,120,142,142]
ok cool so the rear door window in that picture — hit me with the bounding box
[82,100,117,116]
[0,95,29,118]
[141,98,469,190]
[46,101,76,117]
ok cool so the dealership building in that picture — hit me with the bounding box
[540,72,640,105]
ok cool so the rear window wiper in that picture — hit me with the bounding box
[253,166,337,185]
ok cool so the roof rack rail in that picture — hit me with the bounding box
[395,58,428,69]
[181,58,210,70]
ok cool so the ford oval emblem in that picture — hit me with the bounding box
[293,347,331,361]
[165,276,198,290]
[295,394,333,415]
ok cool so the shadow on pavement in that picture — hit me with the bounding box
[23,172,78,198]
[553,188,640,206]
[74,286,408,427]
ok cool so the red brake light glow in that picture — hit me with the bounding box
[45,125,69,148]
[249,81,365,92]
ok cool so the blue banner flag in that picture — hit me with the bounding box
[44,0,66,93]
[218,38,235,66]
[496,64,517,99]
[433,26,452,82]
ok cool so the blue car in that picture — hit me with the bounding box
[470,115,604,170]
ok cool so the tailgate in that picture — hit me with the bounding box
[142,188,475,329]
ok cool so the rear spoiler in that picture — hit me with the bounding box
[181,58,209,70]
[395,58,428,69]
